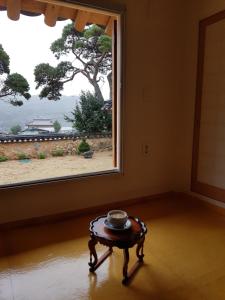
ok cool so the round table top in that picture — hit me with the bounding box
[89,215,147,248]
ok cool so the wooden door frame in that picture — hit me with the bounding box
[191,9,225,202]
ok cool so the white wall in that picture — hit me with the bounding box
[0,0,191,223]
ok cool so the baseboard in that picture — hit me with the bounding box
[177,192,225,217]
[0,191,174,231]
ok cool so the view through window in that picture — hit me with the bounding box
[0,1,121,187]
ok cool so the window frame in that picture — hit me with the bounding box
[0,0,125,189]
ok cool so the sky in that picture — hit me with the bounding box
[0,12,109,98]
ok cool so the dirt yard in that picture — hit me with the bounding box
[0,151,113,185]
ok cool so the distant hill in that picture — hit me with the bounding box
[0,95,79,132]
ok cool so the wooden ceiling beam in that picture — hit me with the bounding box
[105,17,114,36]
[7,0,21,21]
[0,0,6,7]
[74,10,90,32]
[21,0,46,15]
[44,3,60,27]
[0,0,75,20]
[0,0,117,32]
[36,0,118,17]
[88,12,109,27]
[0,0,44,16]
[58,6,77,20]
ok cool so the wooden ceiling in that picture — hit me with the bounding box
[0,0,114,35]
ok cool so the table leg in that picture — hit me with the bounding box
[136,236,145,262]
[122,248,129,284]
[122,237,145,285]
[88,237,113,272]
[88,237,98,272]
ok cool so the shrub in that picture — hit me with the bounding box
[77,139,90,154]
[17,153,30,160]
[0,155,8,162]
[53,120,61,133]
[10,124,22,135]
[38,152,46,159]
[51,148,64,157]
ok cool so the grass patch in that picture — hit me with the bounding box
[0,155,8,162]
[17,153,30,160]
[37,152,46,159]
[51,149,64,157]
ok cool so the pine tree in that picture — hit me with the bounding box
[65,91,111,134]
[0,44,30,105]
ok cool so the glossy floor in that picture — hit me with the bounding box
[1,196,225,299]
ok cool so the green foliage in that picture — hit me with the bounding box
[0,44,10,74]
[0,44,31,105]
[17,153,30,160]
[98,35,112,53]
[34,23,112,102]
[51,148,64,157]
[53,120,61,133]
[0,155,8,162]
[4,73,30,97]
[37,152,46,159]
[65,91,112,134]
[83,24,103,39]
[34,62,73,100]
[10,124,22,135]
[77,139,90,154]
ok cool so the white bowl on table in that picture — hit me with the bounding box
[107,210,128,228]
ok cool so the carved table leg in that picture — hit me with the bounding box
[136,236,145,262]
[88,237,98,272]
[88,237,113,272]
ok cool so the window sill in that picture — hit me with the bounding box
[0,168,122,190]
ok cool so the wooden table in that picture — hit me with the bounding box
[88,215,147,284]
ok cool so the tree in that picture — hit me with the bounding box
[10,124,22,135]
[0,44,31,106]
[53,120,61,133]
[65,91,112,134]
[34,24,112,102]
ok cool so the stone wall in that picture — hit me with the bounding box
[0,137,112,160]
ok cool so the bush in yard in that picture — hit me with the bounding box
[37,152,46,159]
[10,124,22,135]
[53,120,61,133]
[0,155,8,162]
[51,148,64,157]
[17,153,30,160]
[77,139,90,154]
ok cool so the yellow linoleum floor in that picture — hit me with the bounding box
[1,195,225,300]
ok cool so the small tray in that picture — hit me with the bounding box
[104,219,132,231]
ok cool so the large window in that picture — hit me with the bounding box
[0,0,122,188]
